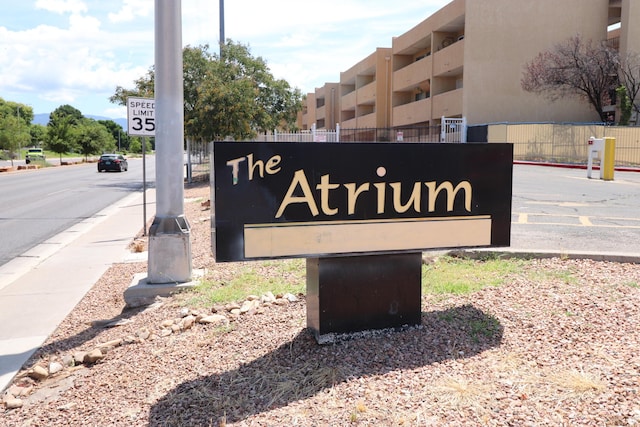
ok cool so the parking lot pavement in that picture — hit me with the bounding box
[507,164,640,258]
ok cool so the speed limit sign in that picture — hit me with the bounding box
[127,97,155,136]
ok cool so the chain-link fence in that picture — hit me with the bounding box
[469,122,640,167]
[185,139,211,183]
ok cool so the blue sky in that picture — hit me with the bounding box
[0,0,449,120]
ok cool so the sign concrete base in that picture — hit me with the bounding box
[124,271,201,308]
[148,216,192,283]
[306,252,422,343]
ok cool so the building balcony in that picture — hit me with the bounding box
[341,90,356,111]
[317,105,326,120]
[433,38,464,77]
[432,88,463,118]
[356,112,378,128]
[392,97,432,127]
[342,117,357,128]
[357,80,377,106]
[393,55,432,92]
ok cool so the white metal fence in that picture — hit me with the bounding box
[257,118,469,144]
[441,116,467,143]
[257,124,340,143]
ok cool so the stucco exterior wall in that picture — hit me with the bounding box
[463,0,609,125]
[298,0,633,130]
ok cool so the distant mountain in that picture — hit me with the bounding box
[33,113,127,129]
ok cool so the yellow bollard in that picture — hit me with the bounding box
[603,137,616,181]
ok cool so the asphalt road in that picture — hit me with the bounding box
[0,157,155,267]
[510,164,640,254]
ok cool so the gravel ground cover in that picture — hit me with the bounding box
[2,182,640,426]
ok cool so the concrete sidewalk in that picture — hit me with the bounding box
[0,189,155,393]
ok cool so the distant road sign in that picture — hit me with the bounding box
[127,97,155,136]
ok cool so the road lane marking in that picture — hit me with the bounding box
[512,212,640,229]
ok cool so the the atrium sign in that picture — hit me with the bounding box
[212,142,512,262]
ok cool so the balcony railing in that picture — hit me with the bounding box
[393,56,432,92]
[392,97,432,127]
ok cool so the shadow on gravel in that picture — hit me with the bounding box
[148,304,503,426]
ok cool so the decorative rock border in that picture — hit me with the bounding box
[1,291,300,410]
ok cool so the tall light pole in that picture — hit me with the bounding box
[147,0,192,284]
[219,0,225,57]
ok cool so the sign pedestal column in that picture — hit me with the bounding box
[306,252,422,344]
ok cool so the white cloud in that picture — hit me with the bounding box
[3,0,448,117]
[0,6,152,116]
[180,0,446,93]
[35,0,88,14]
[108,0,152,23]
[68,13,101,33]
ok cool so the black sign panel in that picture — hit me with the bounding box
[212,142,512,262]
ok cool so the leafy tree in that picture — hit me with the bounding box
[76,119,116,160]
[0,99,34,127]
[99,119,129,151]
[110,41,302,141]
[195,55,261,140]
[0,99,32,165]
[30,125,47,147]
[0,116,31,166]
[521,35,619,122]
[45,114,77,160]
[202,41,302,138]
[617,52,640,124]
[110,68,155,105]
[49,104,83,127]
[129,138,142,154]
[183,45,214,128]
[616,86,632,125]
[44,104,117,160]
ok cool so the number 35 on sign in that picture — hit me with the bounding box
[127,97,155,136]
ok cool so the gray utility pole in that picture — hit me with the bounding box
[219,0,225,57]
[148,0,192,284]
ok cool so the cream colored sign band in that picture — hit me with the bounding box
[244,216,491,258]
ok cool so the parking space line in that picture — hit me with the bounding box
[513,212,640,228]
[579,216,593,226]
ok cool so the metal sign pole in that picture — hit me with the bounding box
[142,136,147,236]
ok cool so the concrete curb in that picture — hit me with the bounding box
[447,248,640,264]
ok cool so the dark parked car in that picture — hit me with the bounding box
[97,154,128,172]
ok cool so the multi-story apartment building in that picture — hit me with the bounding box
[339,48,392,130]
[300,92,316,131]
[300,0,639,131]
[300,83,339,131]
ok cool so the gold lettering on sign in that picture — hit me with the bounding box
[425,181,472,212]
[248,153,282,181]
[275,170,319,217]
[390,182,421,213]
[317,174,340,215]
[344,183,370,215]
[275,169,473,219]
[226,153,281,185]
